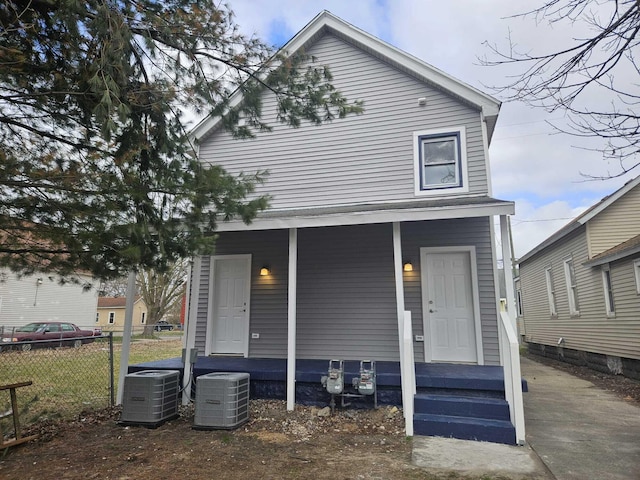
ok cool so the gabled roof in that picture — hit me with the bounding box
[583,233,640,267]
[191,10,501,143]
[97,296,143,309]
[519,175,640,264]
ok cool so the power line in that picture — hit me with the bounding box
[497,117,565,128]
[511,217,573,225]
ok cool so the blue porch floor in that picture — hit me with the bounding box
[129,356,527,406]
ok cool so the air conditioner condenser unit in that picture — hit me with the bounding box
[120,370,180,427]
[193,372,250,430]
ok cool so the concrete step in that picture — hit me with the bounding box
[413,413,516,445]
[414,393,511,421]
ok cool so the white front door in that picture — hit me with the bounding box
[421,249,479,363]
[211,256,251,356]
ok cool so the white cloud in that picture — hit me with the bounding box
[506,199,590,259]
[224,1,638,258]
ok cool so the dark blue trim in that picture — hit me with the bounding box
[417,131,463,191]
[128,357,528,395]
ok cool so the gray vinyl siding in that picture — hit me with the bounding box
[193,218,499,363]
[587,185,640,257]
[401,217,500,365]
[194,256,211,353]
[197,33,489,210]
[296,224,398,360]
[520,227,640,361]
[220,230,289,357]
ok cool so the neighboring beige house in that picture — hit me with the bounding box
[96,296,148,332]
[518,176,640,379]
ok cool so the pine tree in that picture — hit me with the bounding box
[0,1,362,280]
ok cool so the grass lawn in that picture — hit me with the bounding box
[0,337,183,428]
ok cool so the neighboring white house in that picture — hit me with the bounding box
[0,270,98,332]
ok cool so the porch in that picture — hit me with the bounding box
[129,356,527,444]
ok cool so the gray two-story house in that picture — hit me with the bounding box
[178,11,523,444]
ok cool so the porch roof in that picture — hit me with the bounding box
[217,196,514,232]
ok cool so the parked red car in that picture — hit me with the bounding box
[0,322,100,352]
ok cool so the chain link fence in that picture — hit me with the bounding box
[0,335,114,434]
[0,335,183,439]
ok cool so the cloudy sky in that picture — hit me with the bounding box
[226,0,637,259]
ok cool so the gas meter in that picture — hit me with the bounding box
[353,360,376,396]
[321,359,344,394]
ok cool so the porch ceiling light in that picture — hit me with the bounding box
[403,262,413,272]
[260,266,270,276]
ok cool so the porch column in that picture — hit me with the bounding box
[500,215,516,332]
[392,222,406,360]
[116,270,137,405]
[182,256,202,405]
[287,228,298,411]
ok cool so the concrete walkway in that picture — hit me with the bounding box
[412,356,640,479]
[522,356,640,480]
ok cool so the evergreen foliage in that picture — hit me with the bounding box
[0,1,362,279]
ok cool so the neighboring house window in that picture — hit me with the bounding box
[563,258,580,315]
[413,127,468,195]
[141,312,146,324]
[108,312,115,324]
[515,279,524,317]
[634,259,640,295]
[96,312,99,323]
[545,267,557,316]
[602,265,615,316]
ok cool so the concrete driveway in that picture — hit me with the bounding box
[522,356,640,480]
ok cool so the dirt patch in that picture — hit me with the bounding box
[0,399,529,480]
[524,352,640,405]
[1,401,435,480]
[6,353,636,480]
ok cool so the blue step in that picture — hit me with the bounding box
[413,413,516,445]
[414,394,511,421]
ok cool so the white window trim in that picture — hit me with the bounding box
[601,265,615,317]
[515,279,524,317]
[634,259,640,295]
[563,258,580,316]
[413,126,469,196]
[108,312,115,324]
[95,312,100,323]
[544,267,557,316]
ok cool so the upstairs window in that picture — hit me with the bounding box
[563,258,580,316]
[108,312,115,324]
[414,127,468,195]
[634,259,640,295]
